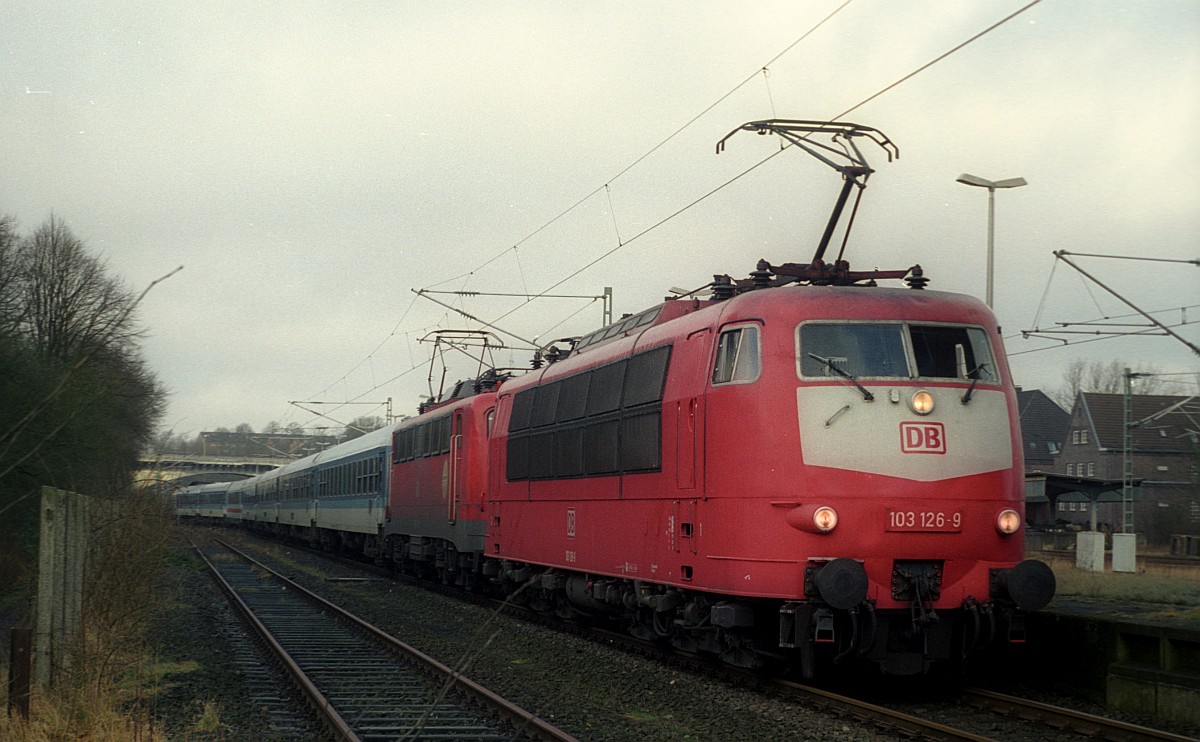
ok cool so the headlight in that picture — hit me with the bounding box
[813,506,838,533]
[909,389,934,415]
[996,509,1022,535]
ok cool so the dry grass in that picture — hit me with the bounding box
[0,486,219,740]
[1052,567,1200,606]
[0,658,223,741]
[0,668,165,741]
[1046,558,1200,626]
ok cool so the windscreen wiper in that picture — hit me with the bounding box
[808,353,874,402]
[960,362,990,405]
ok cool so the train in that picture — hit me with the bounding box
[176,119,1055,677]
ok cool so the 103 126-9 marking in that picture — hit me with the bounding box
[886,508,963,532]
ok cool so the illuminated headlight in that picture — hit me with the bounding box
[909,390,934,415]
[813,506,838,533]
[996,509,1022,535]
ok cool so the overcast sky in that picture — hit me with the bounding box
[4,0,1197,436]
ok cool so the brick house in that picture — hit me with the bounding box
[1053,392,1199,545]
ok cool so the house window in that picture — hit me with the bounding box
[1058,502,1066,512]
[1069,502,1077,511]
[1080,502,1089,512]
[1066,464,1074,476]
[1071,430,1080,444]
[1087,462,1095,477]
[1081,430,1089,445]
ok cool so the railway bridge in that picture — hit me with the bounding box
[135,454,291,490]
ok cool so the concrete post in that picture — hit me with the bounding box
[34,487,87,687]
[1076,531,1106,572]
[1112,532,1138,573]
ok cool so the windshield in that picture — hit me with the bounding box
[798,322,998,381]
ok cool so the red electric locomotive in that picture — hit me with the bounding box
[482,120,1054,676]
[383,375,499,588]
[487,280,1054,675]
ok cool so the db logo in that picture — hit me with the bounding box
[900,421,946,454]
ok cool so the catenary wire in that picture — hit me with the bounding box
[833,0,1043,119]
[423,0,855,293]
[300,3,858,419]
[478,0,1044,330]
[303,0,1047,425]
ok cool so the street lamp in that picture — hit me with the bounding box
[956,173,1027,308]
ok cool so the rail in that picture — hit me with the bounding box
[196,539,579,742]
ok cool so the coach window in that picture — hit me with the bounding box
[509,390,534,432]
[623,345,671,407]
[412,425,425,458]
[531,382,561,428]
[620,410,661,471]
[556,372,591,423]
[438,415,452,454]
[587,360,626,416]
[553,426,584,477]
[712,325,761,385]
[583,419,621,475]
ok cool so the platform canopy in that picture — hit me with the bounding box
[1025,471,1140,504]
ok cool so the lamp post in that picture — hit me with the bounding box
[956,173,1027,308]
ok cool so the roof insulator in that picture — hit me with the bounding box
[905,265,929,290]
[711,274,736,301]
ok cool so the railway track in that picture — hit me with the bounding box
[216,529,1198,741]
[196,539,578,742]
[505,592,1199,741]
[963,688,1198,742]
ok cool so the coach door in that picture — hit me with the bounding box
[449,410,464,524]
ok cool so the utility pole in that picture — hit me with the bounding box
[1115,367,1144,572]
[1121,368,1142,534]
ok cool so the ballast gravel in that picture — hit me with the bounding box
[154,527,895,741]
[149,528,1200,741]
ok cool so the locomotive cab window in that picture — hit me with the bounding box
[910,325,996,381]
[712,324,761,385]
[798,322,999,381]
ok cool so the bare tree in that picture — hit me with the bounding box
[1,215,171,516]
[0,214,21,333]
[340,415,385,442]
[1054,358,1179,408]
[15,215,140,362]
